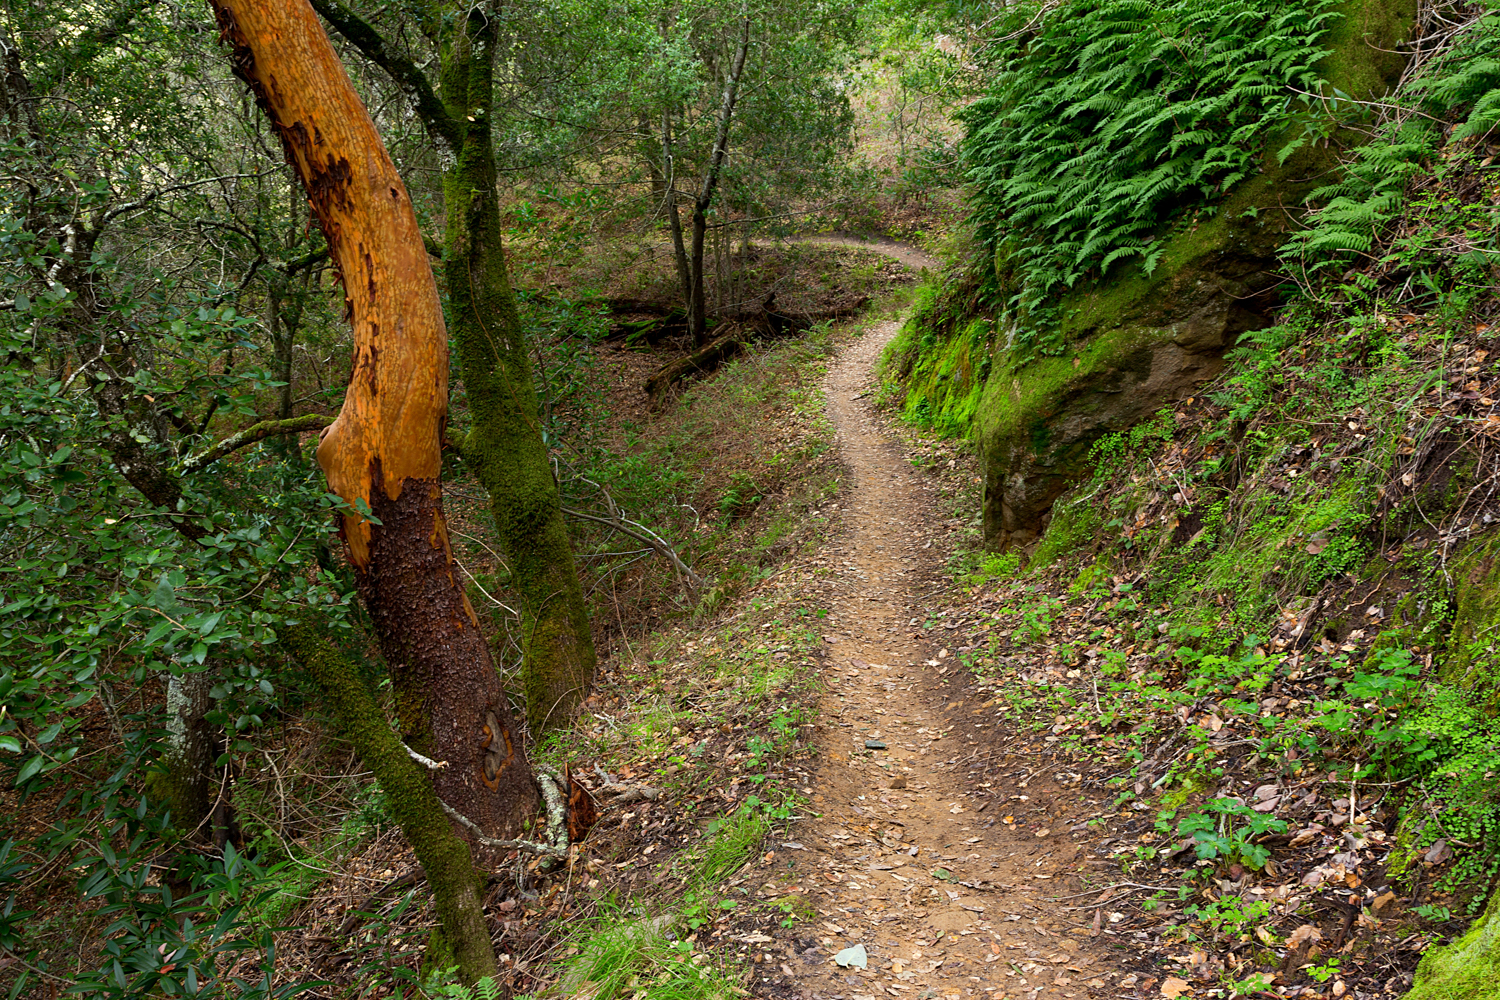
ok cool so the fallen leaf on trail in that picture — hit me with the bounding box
[1282,923,1322,971]
[835,944,868,969]
[1161,976,1193,997]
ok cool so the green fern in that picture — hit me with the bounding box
[960,0,1338,352]
[423,974,502,1000]
[1281,7,1500,276]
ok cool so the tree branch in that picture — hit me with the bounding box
[438,801,568,858]
[307,0,462,151]
[697,16,751,211]
[404,744,449,770]
[561,506,706,591]
[179,413,333,473]
[283,244,329,274]
[100,171,263,227]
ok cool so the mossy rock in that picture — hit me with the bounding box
[1407,890,1500,1000]
[898,316,996,437]
[971,0,1416,550]
[1441,533,1500,692]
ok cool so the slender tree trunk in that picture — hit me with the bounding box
[155,667,229,844]
[682,17,750,347]
[205,7,535,983]
[282,618,500,983]
[643,115,667,201]
[305,0,598,736]
[688,204,711,346]
[663,107,693,322]
[439,7,595,734]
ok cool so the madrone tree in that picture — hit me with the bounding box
[205,0,535,980]
[308,0,597,732]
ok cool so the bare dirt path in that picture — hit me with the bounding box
[784,243,1116,1000]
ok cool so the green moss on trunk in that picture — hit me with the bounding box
[439,10,596,733]
[281,619,499,985]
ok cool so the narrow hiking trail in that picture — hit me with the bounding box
[783,240,1116,1000]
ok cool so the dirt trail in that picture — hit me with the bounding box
[785,244,1115,1000]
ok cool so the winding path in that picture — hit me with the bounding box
[781,238,1111,1000]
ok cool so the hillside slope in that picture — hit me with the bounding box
[882,0,1500,996]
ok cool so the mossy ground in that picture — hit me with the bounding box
[1408,891,1500,1000]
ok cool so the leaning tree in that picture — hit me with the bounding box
[205,0,542,980]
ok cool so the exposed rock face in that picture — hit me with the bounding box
[970,0,1417,551]
[977,182,1288,548]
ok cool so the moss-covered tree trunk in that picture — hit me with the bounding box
[205,7,535,981]
[281,619,499,984]
[438,7,595,733]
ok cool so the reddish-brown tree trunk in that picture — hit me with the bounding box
[206,0,536,840]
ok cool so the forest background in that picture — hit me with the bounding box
[1,0,1498,999]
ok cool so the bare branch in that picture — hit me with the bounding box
[562,506,706,591]
[404,745,449,770]
[100,171,263,226]
[307,0,462,152]
[438,800,568,858]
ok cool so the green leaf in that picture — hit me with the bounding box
[15,755,45,785]
[142,619,176,646]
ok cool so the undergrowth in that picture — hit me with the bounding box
[925,102,1500,994]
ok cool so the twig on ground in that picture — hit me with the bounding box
[438,801,568,859]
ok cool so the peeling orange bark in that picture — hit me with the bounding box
[208,0,535,840]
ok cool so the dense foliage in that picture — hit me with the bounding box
[960,0,1336,336]
[1282,5,1500,278]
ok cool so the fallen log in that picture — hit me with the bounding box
[607,308,687,348]
[642,292,870,400]
[644,330,746,401]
